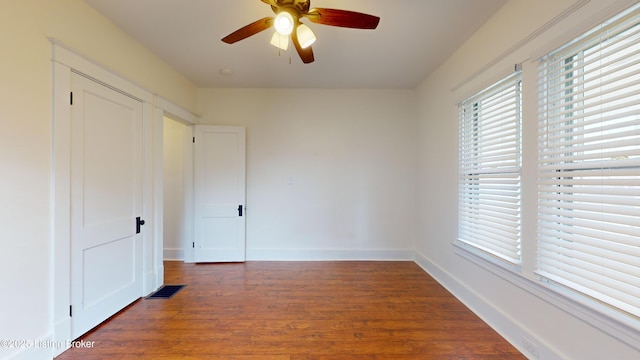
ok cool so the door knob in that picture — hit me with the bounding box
[136,217,146,234]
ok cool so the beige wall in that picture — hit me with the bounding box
[197,88,418,260]
[0,2,52,356]
[163,117,188,260]
[0,1,196,358]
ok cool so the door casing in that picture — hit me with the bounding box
[51,40,198,357]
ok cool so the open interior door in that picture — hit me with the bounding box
[193,125,246,262]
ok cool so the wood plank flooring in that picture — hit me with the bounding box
[56,261,525,359]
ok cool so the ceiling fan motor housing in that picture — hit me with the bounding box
[271,0,310,15]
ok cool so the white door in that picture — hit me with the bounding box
[70,73,144,338]
[194,125,246,262]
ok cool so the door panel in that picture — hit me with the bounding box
[82,238,136,307]
[194,125,246,262]
[70,73,143,338]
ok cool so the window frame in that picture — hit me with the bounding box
[536,3,640,320]
[457,71,523,267]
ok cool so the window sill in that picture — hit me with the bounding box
[453,241,640,352]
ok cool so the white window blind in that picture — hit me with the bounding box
[459,72,522,265]
[537,3,640,318]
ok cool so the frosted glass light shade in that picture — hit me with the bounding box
[274,12,294,35]
[297,24,316,49]
[270,32,289,50]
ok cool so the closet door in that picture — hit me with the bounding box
[70,73,143,338]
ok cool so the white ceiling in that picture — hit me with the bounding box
[84,0,507,89]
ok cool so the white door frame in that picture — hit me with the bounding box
[155,99,197,264]
[50,40,198,356]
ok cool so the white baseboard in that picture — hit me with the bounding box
[246,248,413,261]
[52,317,71,357]
[413,251,562,360]
[163,248,184,261]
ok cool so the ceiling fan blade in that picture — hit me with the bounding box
[292,28,314,64]
[221,17,274,44]
[305,8,380,29]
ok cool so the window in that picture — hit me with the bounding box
[537,4,640,318]
[458,72,522,265]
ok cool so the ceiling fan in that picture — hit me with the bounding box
[221,0,380,64]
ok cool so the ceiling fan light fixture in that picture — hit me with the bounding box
[270,32,289,50]
[296,24,316,49]
[274,11,294,35]
[221,0,380,64]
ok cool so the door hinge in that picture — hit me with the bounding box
[69,305,72,317]
[193,137,195,143]
[70,92,73,105]
[238,205,243,217]
[192,242,195,248]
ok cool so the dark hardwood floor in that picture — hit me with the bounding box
[56,261,525,359]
